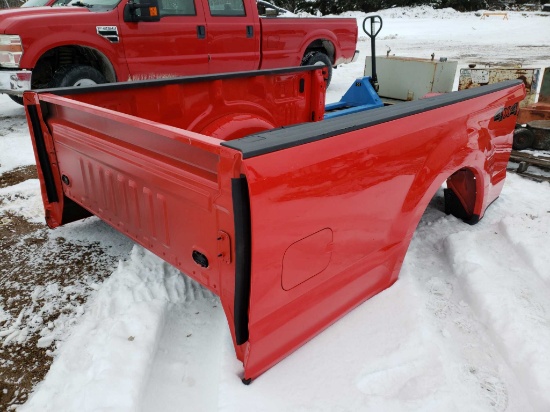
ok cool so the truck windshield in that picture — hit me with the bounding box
[59,0,120,9]
[21,0,52,6]
[21,0,120,8]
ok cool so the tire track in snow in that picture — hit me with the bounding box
[445,221,550,411]
[499,213,550,287]
[20,246,212,412]
[424,276,512,412]
[0,113,27,137]
[402,192,532,411]
[140,276,225,412]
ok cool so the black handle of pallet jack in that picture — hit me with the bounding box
[363,15,383,92]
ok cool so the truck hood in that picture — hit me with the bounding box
[0,7,92,34]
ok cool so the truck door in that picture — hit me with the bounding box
[118,0,209,78]
[203,0,260,73]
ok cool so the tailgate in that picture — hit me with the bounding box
[24,91,242,301]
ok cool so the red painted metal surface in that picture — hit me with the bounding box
[24,68,525,382]
[48,69,326,135]
[24,67,326,365]
[258,18,358,68]
[2,0,357,84]
[238,83,524,379]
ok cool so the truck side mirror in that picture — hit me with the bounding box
[123,0,161,22]
[265,7,278,17]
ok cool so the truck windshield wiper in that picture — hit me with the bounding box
[70,1,93,7]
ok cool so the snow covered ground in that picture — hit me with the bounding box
[1,6,550,412]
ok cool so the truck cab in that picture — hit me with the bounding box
[0,0,358,102]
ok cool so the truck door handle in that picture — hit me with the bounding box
[197,25,206,39]
[246,25,253,38]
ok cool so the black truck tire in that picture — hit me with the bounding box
[303,52,333,87]
[512,127,535,151]
[9,95,24,105]
[50,65,107,88]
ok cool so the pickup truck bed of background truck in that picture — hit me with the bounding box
[24,66,525,381]
[0,0,358,102]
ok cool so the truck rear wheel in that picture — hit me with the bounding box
[303,52,333,86]
[50,65,107,88]
[512,127,535,150]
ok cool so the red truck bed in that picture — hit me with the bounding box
[24,66,525,382]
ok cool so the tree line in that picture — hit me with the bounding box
[1,0,490,12]
[2,0,25,7]
[275,0,487,13]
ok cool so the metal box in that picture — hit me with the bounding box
[364,56,458,101]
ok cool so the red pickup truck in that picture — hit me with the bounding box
[0,0,358,102]
[24,66,524,382]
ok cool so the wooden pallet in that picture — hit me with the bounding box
[508,150,550,182]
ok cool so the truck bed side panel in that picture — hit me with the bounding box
[259,18,358,68]
[33,66,327,138]
[234,81,525,379]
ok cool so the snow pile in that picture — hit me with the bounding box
[339,6,463,19]
[20,246,219,411]
[445,180,550,411]
[18,178,550,411]
[380,6,463,19]
[21,175,550,412]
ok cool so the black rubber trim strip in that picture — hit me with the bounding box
[27,105,59,203]
[35,65,322,97]
[222,80,523,159]
[232,176,252,345]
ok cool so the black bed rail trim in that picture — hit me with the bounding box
[35,65,323,97]
[232,176,252,345]
[222,80,523,159]
[27,105,59,203]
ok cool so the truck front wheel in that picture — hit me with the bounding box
[50,65,107,88]
[303,52,333,87]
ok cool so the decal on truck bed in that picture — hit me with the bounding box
[494,102,519,122]
[96,26,119,43]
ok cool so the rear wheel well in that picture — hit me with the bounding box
[444,168,480,225]
[301,39,335,65]
[32,46,116,89]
